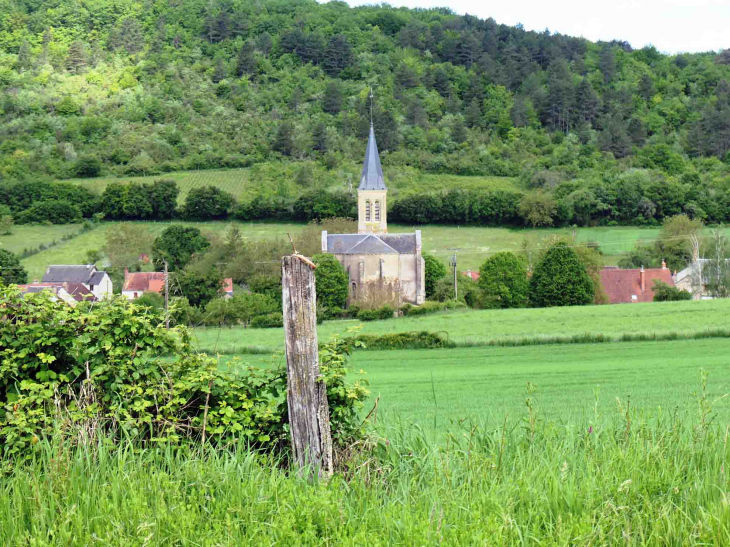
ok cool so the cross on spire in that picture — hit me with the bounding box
[369,86,374,126]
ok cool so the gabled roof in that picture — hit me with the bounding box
[223,278,234,294]
[88,271,107,286]
[358,124,387,191]
[346,234,399,255]
[326,233,418,255]
[462,270,480,281]
[42,265,97,284]
[17,283,97,302]
[599,268,675,304]
[123,272,166,293]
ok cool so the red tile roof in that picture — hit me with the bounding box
[599,267,675,304]
[123,272,166,293]
[223,278,234,294]
[462,270,480,281]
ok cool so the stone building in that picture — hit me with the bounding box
[321,123,425,305]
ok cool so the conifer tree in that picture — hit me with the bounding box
[66,41,87,74]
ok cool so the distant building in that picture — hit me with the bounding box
[122,269,234,300]
[674,259,730,300]
[462,270,480,281]
[18,282,97,306]
[41,265,112,299]
[599,262,675,304]
[322,123,425,305]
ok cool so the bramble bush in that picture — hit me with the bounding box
[0,288,368,459]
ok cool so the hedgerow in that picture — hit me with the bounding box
[0,287,368,459]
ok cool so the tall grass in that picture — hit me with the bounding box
[2,381,729,545]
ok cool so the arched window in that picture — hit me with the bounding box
[351,282,357,298]
[374,200,381,221]
[365,200,371,222]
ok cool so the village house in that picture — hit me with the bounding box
[321,123,425,305]
[17,282,97,306]
[599,261,675,304]
[674,259,730,300]
[41,265,112,299]
[122,269,234,300]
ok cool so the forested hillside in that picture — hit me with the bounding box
[2,0,730,226]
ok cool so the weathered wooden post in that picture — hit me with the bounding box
[281,254,333,478]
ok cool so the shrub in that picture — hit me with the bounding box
[182,185,236,220]
[14,200,82,224]
[529,242,594,307]
[478,252,529,308]
[401,300,466,317]
[250,312,284,328]
[653,280,692,301]
[0,289,367,457]
[344,331,454,350]
[313,254,349,309]
[356,309,378,321]
[0,249,28,284]
[423,253,447,298]
[74,155,102,178]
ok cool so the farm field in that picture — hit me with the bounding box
[347,339,730,432]
[4,220,711,281]
[193,298,730,354]
[62,166,519,203]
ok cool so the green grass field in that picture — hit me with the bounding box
[5,220,691,281]
[350,339,730,431]
[62,165,519,203]
[193,298,730,354]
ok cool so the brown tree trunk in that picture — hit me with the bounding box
[281,254,333,478]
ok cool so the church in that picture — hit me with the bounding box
[321,123,426,305]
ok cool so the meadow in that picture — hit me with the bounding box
[2,338,730,544]
[194,298,730,354]
[3,219,697,281]
[62,165,519,203]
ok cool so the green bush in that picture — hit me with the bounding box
[478,251,529,308]
[0,288,367,458]
[356,309,378,321]
[423,253,447,298]
[250,312,284,328]
[529,242,594,307]
[344,331,454,350]
[401,300,466,317]
[653,280,692,301]
[14,200,82,224]
[313,254,349,309]
[0,249,28,284]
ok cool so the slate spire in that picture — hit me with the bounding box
[358,123,387,190]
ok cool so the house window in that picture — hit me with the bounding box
[374,200,380,221]
[133,292,138,299]
[365,201,371,222]
[351,282,357,298]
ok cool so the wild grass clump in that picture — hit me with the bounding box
[2,374,729,545]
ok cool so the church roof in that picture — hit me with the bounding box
[326,233,417,255]
[358,124,387,191]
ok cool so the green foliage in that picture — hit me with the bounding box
[250,313,284,329]
[0,289,367,457]
[172,269,222,308]
[529,242,594,307]
[182,186,236,220]
[313,253,349,310]
[478,252,529,308]
[0,250,28,284]
[0,215,13,236]
[153,225,210,271]
[134,291,165,314]
[430,274,482,308]
[74,155,102,178]
[423,253,447,298]
[14,200,82,225]
[653,281,692,301]
[203,293,279,327]
[344,331,454,350]
[400,300,466,317]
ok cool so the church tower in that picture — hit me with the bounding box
[357,123,387,234]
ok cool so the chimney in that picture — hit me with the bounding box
[124,267,129,280]
[640,265,645,293]
[661,259,666,270]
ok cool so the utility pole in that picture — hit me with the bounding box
[164,259,169,330]
[448,248,460,301]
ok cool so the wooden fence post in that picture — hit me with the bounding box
[281,254,333,478]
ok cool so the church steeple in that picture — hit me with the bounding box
[357,123,388,234]
[359,124,387,191]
